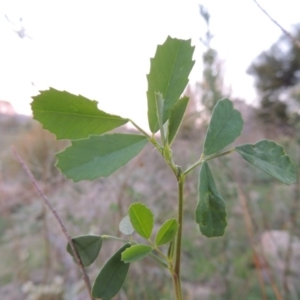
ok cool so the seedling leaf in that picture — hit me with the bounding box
[236,140,296,185]
[31,88,128,140]
[56,134,148,182]
[167,97,189,145]
[203,98,243,155]
[155,219,179,246]
[66,235,102,267]
[196,162,227,237]
[92,243,130,300]
[147,36,195,133]
[121,244,153,263]
[128,203,154,239]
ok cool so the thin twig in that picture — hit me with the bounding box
[253,0,300,49]
[12,147,94,300]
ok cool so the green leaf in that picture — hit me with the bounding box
[121,244,153,263]
[155,219,179,246]
[147,36,195,133]
[155,92,166,143]
[196,162,227,237]
[31,88,128,140]
[128,203,154,239]
[203,98,243,155]
[119,215,134,235]
[92,243,130,300]
[66,235,102,267]
[167,96,189,145]
[236,140,297,185]
[56,134,148,182]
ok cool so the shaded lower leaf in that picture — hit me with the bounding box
[128,203,154,239]
[66,235,102,267]
[56,134,148,182]
[236,140,296,185]
[155,219,179,246]
[196,162,227,237]
[121,244,153,263]
[92,243,130,300]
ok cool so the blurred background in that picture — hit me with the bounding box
[0,0,300,299]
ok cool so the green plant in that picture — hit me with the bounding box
[30,36,296,300]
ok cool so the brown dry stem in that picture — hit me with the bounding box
[12,146,94,300]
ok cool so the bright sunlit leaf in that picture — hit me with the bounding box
[196,162,227,237]
[31,88,128,140]
[203,98,243,155]
[56,134,148,182]
[147,36,195,133]
[121,244,153,263]
[236,140,296,185]
[155,219,178,246]
[128,203,154,239]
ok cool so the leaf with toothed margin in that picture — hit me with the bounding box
[155,219,178,246]
[56,134,148,182]
[31,88,128,140]
[147,36,195,133]
[128,203,154,239]
[236,140,296,185]
[203,98,243,155]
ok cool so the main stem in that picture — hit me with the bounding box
[173,175,185,300]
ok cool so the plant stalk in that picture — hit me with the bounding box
[173,175,185,300]
[12,147,94,300]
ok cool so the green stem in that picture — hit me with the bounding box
[173,175,185,300]
[183,148,236,176]
[101,235,129,243]
[129,119,151,139]
[129,119,164,154]
[205,148,236,161]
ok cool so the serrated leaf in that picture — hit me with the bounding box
[31,88,128,140]
[66,235,102,267]
[121,244,153,263]
[147,36,195,133]
[236,140,296,185]
[196,162,227,237]
[119,215,134,235]
[128,203,154,239]
[167,97,189,145]
[203,98,243,155]
[155,219,179,246]
[92,243,130,300]
[56,134,147,182]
